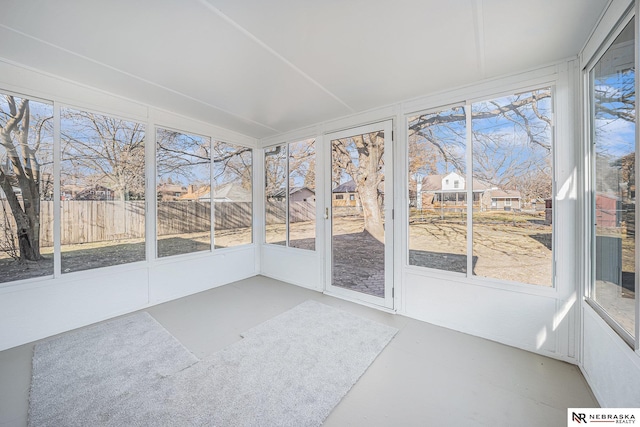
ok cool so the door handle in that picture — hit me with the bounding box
[324,207,329,219]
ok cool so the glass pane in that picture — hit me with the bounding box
[156,128,210,257]
[0,95,53,282]
[471,88,553,286]
[265,145,287,245]
[60,108,146,272]
[408,106,467,273]
[212,141,252,248]
[289,139,316,250]
[592,19,636,337]
[332,131,385,297]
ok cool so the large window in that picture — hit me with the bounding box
[0,94,53,282]
[408,88,554,287]
[156,128,211,257]
[264,139,316,250]
[60,108,146,273]
[472,90,553,286]
[589,18,636,343]
[408,106,467,273]
[212,141,253,248]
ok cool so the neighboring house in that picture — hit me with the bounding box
[74,184,115,201]
[420,172,521,211]
[211,182,252,203]
[181,182,253,203]
[180,184,211,202]
[332,180,359,207]
[267,186,315,203]
[420,172,489,208]
[157,182,188,201]
[290,187,315,203]
[595,192,620,228]
[484,189,522,211]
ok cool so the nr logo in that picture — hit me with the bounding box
[572,412,587,423]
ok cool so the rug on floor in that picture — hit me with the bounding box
[28,312,198,427]
[29,300,398,426]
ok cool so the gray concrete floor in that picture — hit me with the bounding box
[0,275,598,426]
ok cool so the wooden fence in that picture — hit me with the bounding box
[265,201,316,224]
[1,200,256,248]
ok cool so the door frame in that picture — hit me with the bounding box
[323,120,394,309]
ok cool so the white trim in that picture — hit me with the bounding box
[53,101,61,278]
[580,0,635,70]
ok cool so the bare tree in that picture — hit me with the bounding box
[333,132,385,241]
[0,96,52,261]
[61,109,145,200]
[213,140,252,190]
[408,90,553,208]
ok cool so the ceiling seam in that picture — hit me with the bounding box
[472,0,487,80]
[196,0,355,113]
[0,24,281,134]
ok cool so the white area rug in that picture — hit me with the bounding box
[29,312,199,426]
[29,300,397,426]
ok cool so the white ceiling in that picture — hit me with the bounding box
[0,0,609,139]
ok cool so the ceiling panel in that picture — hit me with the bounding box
[480,0,609,77]
[208,0,481,110]
[0,0,612,138]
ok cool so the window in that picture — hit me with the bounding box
[61,107,145,272]
[212,141,253,248]
[0,94,53,282]
[264,145,287,246]
[472,89,553,286]
[156,128,210,257]
[589,17,636,344]
[350,194,355,201]
[335,194,344,200]
[408,105,467,273]
[288,139,316,250]
[264,139,316,250]
[408,88,554,287]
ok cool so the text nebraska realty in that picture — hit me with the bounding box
[573,412,636,423]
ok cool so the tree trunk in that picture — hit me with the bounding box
[0,178,41,261]
[354,132,385,242]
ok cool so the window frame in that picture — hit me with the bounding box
[406,85,556,291]
[263,138,316,251]
[584,10,638,349]
[155,126,213,258]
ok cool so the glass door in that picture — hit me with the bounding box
[325,121,394,309]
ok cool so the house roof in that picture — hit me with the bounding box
[157,183,187,194]
[333,180,357,193]
[212,182,252,202]
[180,185,211,200]
[0,1,608,139]
[268,186,314,198]
[489,189,521,199]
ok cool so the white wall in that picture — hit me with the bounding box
[401,62,581,362]
[258,61,583,363]
[0,59,259,351]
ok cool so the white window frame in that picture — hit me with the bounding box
[584,9,638,349]
[406,85,556,291]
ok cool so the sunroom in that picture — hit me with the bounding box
[0,0,639,425]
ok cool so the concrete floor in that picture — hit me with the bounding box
[0,275,598,426]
